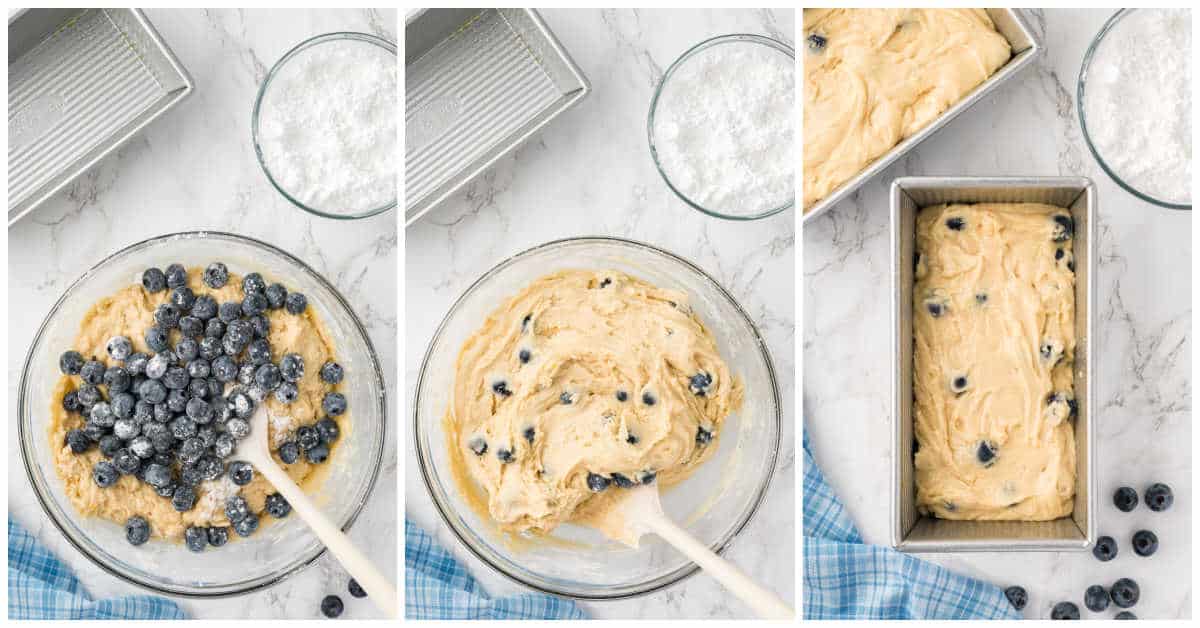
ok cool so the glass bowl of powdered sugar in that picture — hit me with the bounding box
[648,34,795,220]
[1078,9,1191,210]
[253,32,397,220]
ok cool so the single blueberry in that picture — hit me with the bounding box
[587,472,610,492]
[106,336,133,361]
[560,391,573,405]
[218,301,242,323]
[616,390,628,402]
[246,338,272,365]
[233,512,260,537]
[249,314,270,338]
[171,286,196,312]
[204,262,229,289]
[90,402,115,428]
[187,358,211,380]
[179,315,204,337]
[77,383,102,406]
[93,461,119,487]
[165,264,187,289]
[491,380,512,397]
[192,295,218,320]
[1114,486,1138,512]
[927,302,944,318]
[1052,214,1074,242]
[275,381,299,404]
[306,443,330,464]
[162,366,190,390]
[254,363,282,390]
[265,283,287,309]
[242,272,266,295]
[642,391,656,406]
[212,355,238,382]
[173,485,198,512]
[225,495,250,523]
[111,392,136,419]
[142,268,167,293]
[1115,611,1137,619]
[946,217,966,231]
[184,525,207,552]
[62,390,82,413]
[129,435,154,459]
[279,353,304,382]
[611,473,636,489]
[696,426,713,446]
[170,416,197,440]
[265,493,291,518]
[176,337,199,362]
[1084,584,1109,612]
[225,418,251,440]
[518,349,531,364]
[348,578,367,599]
[1050,601,1080,620]
[80,359,105,385]
[1093,535,1118,562]
[1145,483,1173,512]
[688,371,713,396]
[321,595,344,619]
[229,461,254,486]
[1110,578,1139,609]
[1004,585,1027,611]
[207,526,229,547]
[977,441,997,467]
[60,350,85,375]
[806,32,826,51]
[278,441,300,464]
[145,325,170,353]
[155,303,181,329]
[322,392,347,416]
[238,363,258,386]
[1132,529,1158,557]
[297,425,320,450]
[113,418,139,440]
[241,291,268,317]
[143,463,172,488]
[285,292,307,314]
[66,429,92,454]
[125,515,151,546]
[204,318,225,340]
[212,432,236,459]
[316,418,340,444]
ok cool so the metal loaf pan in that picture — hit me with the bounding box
[804,9,1042,223]
[8,8,193,225]
[405,8,590,226]
[889,176,1096,552]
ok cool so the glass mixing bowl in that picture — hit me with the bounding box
[1078,9,1191,210]
[251,32,398,220]
[414,237,781,599]
[18,232,387,597]
[648,34,796,221]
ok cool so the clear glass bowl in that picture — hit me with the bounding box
[647,34,795,221]
[251,32,398,220]
[414,237,781,599]
[1077,9,1191,210]
[18,232,387,597]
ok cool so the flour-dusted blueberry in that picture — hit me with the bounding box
[171,285,196,312]
[163,366,190,391]
[185,397,212,423]
[279,353,304,382]
[187,358,211,380]
[806,32,826,52]
[238,363,257,386]
[222,330,250,356]
[689,371,713,396]
[229,390,255,418]
[348,578,367,599]
[321,595,344,619]
[467,436,487,457]
[227,460,253,486]
[305,443,329,464]
[207,526,229,547]
[170,416,197,440]
[111,392,136,419]
[265,493,291,518]
[491,379,512,397]
[297,425,320,451]
[106,335,133,361]
[696,426,713,446]
[1004,586,1028,611]
[199,336,223,361]
[1110,578,1139,609]
[93,460,119,487]
[196,425,218,449]
[155,483,176,498]
[80,359,105,385]
[265,283,287,309]
[212,355,238,382]
[277,440,300,464]
[611,473,636,488]
[242,291,269,317]
[316,418,340,445]
[642,391,657,406]
[142,267,168,293]
[180,525,206,552]
[218,301,242,323]
[250,314,270,338]
[145,325,170,353]
[1114,486,1138,512]
[62,390,82,413]
[192,294,218,320]
[130,435,154,459]
[246,339,272,365]
[233,512,260,537]
[60,350,85,375]
[132,400,153,422]
[66,429,92,454]
[179,315,203,338]
[90,402,116,428]
[1093,535,1118,561]
[946,216,966,231]
[323,392,347,416]
[175,337,199,362]
[145,352,171,380]
[206,432,233,460]
[1050,601,1080,620]
[143,463,172,488]
[275,381,299,404]
[155,303,181,329]
[1084,584,1109,612]
[151,401,172,424]
[255,364,282,391]
[977,441,998,467]
[103,366,131,394]
[173,485,198,513]
[225,417,251,440]
[225,495,250,523]
[238,272,264,295]
[1132,529,1158,557]
[165,263,187,289]
[202,262,229,289]
[125,515,151,546]
[496,448,515,464]
[285,292,307,314]
[1051,214,1074,242]
[77,383,103,407]
[587,472,610,492]
[113,418,139,441]
[1145,483,1173,512]
[199,456,224,481]
[82,422,106,442]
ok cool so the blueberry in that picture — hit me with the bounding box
[175,337,199,362]
[163,366,190,390]
[143,463,172,488]
[496,448,514,464]
[1093,535,1118,561]
[197,456,223,480]
[225,418,251,440]
[173,485,198,512]
[66,429,92,454]
[626,432,639,445]
[491,380,512,397]
[946,217,966,231]
[322,392,347,416]
[229,461,254,486]
[279,353,304,382]
[1145,483,1173,512]
[616,390,628,402]
[105,335,133,361]
[348,578,367,598]
[192,295,218,320]
[1110,578,1139,609]
[170,416,197,440]
[297,425,320,450]
[265,493,290,518]
[212,356,238,382]
[467,436,487,457]
[285,292,307,314]
[93,461,119,487]
[1115,611,1136,619]
[82,422,106,442]
[696,426,713,446]
[611,473,636,488]
[242,292,268,317]
[111,392,135,418]
[587,472,610,492]
[218,301,242,323]
[1132,529,1158,557]
[60,350,85,375]
[62,390,82,413]
[178,316,203,338]
[133,400,154,422]
[559,391,573,405]
[186,358,211,380]
[155,303,181,329]
[151,401,172,423]
[184,525,207,552]
[806,32,826,51]
[642,391,656,406]
[233,512,260,537]
[199,336,223,361]
[207,526,229,547]
[255,363,282,390]
[1085,584,1109,612]
[228,391,255,421]
[274,381,299,404]
[951,375,969,394]
[927,302,944,318]
[975,293,988,304]
[237,364,256,387]
[688,371,713,396]
[76,384,102,406]
[249,314,270,338]
[1114,486,1138,512]
[165,264,187,289]
[265,283,287,309]
[522,426,535,444]
[171,286,196,312]
[225,495,250,523]
[142,268,167,293]
[222,331,249,356]
[1050,601,1079,620]
[239,272,264,294]
[316,418,340,444]
[210,432,234,459]
[101,367,129,394]
[1052,214,1074,242]
[977,441,997,467]
[321,595,344,619]
[1004,586,1027,611]
[518,349,531,364]
[204,262,229,289]
[145,325,170,353]
[129,436,154,459]
[90,402,115,427]
[639,470,657,484]
[246,339,272,365]
[155,483,176,498]
[80,359,105,385]
[278,441,300,464]
[113,418,139,440]
[125,515,151,546]
[115,449,142,475]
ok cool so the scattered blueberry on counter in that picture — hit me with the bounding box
[1144,483,1173,512]
[1004,586,1027,611]
[1084,584,1109,612]
[1131,529,1158,557]
[1110,578,1139,609]
[1113,486,1139,512]
[320,595,344,618]
[1050,601,1080,620]
[1092,535,1118,562]
[348,578,367,598]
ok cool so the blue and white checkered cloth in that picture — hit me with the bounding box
[803,434,1019,620]
[405,519,585,620]
[8,518,186,620]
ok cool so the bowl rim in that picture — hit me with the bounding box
[251,31,398,221]
[647,33,796,221]
[413,235,782,599]
[1077,8,1191,211]
[18,230,388,598]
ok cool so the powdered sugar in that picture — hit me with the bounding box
[1084,9,1191,204]
[652,39,795,216]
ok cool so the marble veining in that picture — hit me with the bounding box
[405,9,795,619]
[804,8,1190,619]
[7,9,397,619]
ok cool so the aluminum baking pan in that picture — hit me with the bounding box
[8,8,193,225]
[404,8,590,227]
[804,9,1042,223]
[889,176,1096,552]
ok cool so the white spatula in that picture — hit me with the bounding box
[602,483,793,619]
[233,404,399,618]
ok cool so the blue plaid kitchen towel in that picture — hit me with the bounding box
[803,433,1019,620]
[406,519,586,620]
[8,518,186,620]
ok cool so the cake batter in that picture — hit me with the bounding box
[50,268,345,540]
[446,270,743,536]
[803,9,1011,210]
[913,203,1076,520]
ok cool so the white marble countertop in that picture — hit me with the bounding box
[804,8,1191,620]
[7,9,398,619]
[405,8,796,620]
